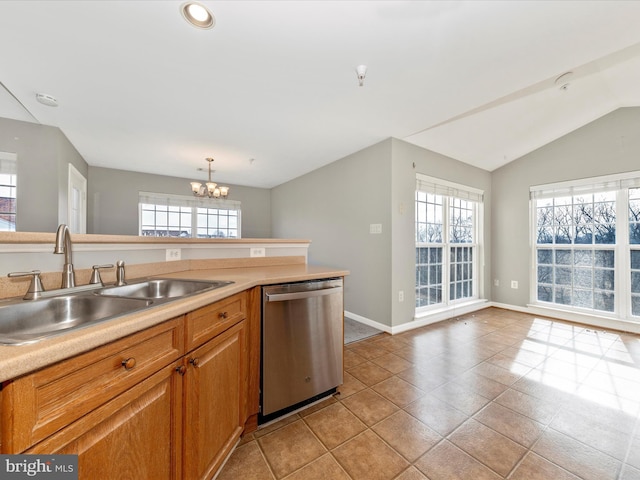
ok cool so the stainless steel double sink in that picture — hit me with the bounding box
[0,278,233,345]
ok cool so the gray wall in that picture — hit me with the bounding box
[272,140,393,326]
[89,166,272,238]
[271,138,491,329]
[492,107,640,307]
[0,117,88,232]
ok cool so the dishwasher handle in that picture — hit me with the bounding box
[265,286,343,302]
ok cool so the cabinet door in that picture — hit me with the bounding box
[183,320,247,480]
[27,362,182,480]
[2,317,183,453]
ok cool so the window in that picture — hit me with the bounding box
[0,152,17,232]
[415,174,483,312]
[531,172,640,320]
[139,192,240,238]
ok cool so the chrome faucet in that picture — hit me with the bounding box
[54,224,76,288]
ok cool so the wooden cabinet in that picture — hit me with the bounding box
[26,362,183,480]
[1,317,184,454]
[1,289,255,480]
[183,320,247,480]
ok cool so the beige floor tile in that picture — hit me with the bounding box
[393,466,428,479]
[449,418,527,477]
[549,407,633,460]
[532,429,622,480]
[404,393,468,436]
[395,365,449,392]
[473,401,544,447]
[304,402,367,449]
[283,453,351,480]
[216,442,275,480]
[298,395,338,418]
[469,360,524,385]
[372,410,441,462]
[453,370,510,400]
[332,430,409,480]
[372,376,425,408]
[344,349,368,369]
[254,413,302,438]
[430,381,491,415]
[628,436,640,471]
[349,342,390,361]
[348,361,394,386]
[370,352,414,374]
[337,371,367,399]
[494,388,561,425]
[620,465,640,480]
[257,420,327,479]
[509,452,581,480]
[341,388,399,426]
[414,440,502,480]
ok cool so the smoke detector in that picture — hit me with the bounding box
[554,71,573,91]
[35,93,58,107]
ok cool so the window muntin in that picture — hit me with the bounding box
[196,207,238,238]
[415,177,482,312]
[141,204,192,237]
[139,192,240,238]
[531,173,640,320]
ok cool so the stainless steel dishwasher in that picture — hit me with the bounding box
[261,278,344,421]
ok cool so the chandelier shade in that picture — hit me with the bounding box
[190,158,229,198]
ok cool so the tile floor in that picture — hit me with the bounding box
[216,307,640,480]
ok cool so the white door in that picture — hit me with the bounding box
[68,164,87,234]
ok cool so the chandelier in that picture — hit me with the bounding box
[190,157,230,198]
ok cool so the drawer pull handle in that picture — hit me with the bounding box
[121,357,137,370]
[218,311,228,319]
[175,365,187,376]
[189,357,200,367]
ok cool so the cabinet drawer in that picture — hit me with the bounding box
[1,317,184,453]
[185,292,246,350]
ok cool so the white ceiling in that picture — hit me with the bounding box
[1,1,640,188]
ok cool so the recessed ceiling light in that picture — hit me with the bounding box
[180,2,215,30]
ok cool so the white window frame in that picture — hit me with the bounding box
[415,174,484,315]
[138,191,241,238]
[530,171,640,321]
[0,151,17,232]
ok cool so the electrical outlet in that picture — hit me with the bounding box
[494,279,499,287]
[369,224,382,234]
[511,280,518,289]
[398,290,404,302]
[250,247,266,257]
[166,248,181,261]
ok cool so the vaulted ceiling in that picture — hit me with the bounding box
[1,1,640,188]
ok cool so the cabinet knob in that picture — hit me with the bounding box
[218,311,228,319]
[121,357,136,370]
[189,357,200,367]
[175,365,187,376]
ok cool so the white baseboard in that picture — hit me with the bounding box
[490,302,640,335]
[345,299,490,335]
[344,311,392,334]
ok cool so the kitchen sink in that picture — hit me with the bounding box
[0,278,234,346]
[0,294,153,345]
[96,278,233,300]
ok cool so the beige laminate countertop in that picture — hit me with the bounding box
[0,264,348,383]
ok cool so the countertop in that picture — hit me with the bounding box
[0,263,348,383]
